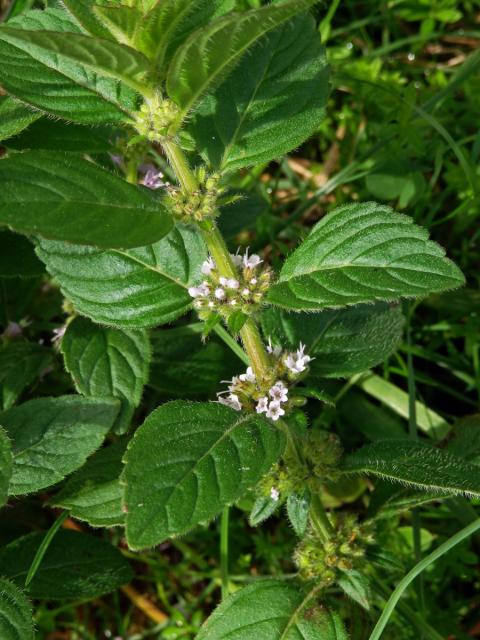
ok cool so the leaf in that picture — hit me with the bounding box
[36,225,207,329]
[249,495,280,526]
[338,570,371,611]
[0,96,40,143]
[0,577,34,640]
[447,415,480,463]
[287,490,310,536]
[62,0,114,40]
[149,325,238,398]
[0,341,52,410]
[196,580,348,640]
[0,530,133,599]
[6,120,115,153]
[166,0,316,124]
[1,395,119,495]
[52,439,127,527]
[268,202,465,311]
[93,4,144,49]
[189,13,329,172]
[0,152,173,249]
[341,439,480,497]
[62,317,150,433]
[123,401,285,549]
[0,429,13,508]
[0,231,44,278]
[0,9,138,124]
[262,303,405,378]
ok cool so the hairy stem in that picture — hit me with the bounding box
[310,493,334,541]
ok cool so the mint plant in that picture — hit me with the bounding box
[0,1,476,638]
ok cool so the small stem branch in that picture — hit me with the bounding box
[220,507,230,600]
[25,511,69,587]
[162,139,199,194]
[310,494,334,541]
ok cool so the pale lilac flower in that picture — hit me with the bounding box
[256,397,269,414]
[239,366,256,383]
[141,166,165,190]
[284,343,312,374]
[266,337,282,358]
[242,288,250,296]
[270,487,280,502]
[51,325,67,344]
[215,288,226,300]
[226,278,239,290]
[250,278,258,285]
[243,249,263,269]
[266,401,285,421]
[201,257,216,276]
[269,381,288,403]
[218,393,242,411]
[230,251,243,268]
[188,282,210,298]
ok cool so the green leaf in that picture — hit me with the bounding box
[0,231,44,279]
[338,570,371,611]
[0,577,34,640]
[0,530,133,599]
[62,0,115,40]
[342,439,480,497]
[249,495,280,526]
[0,96,40,143]
[268,202,465,311]
[0,429,13,508]
[196,580,348,640]
[123,401,285,549]
[190,13,329,172]
[52,439,127,527]
[262,303,405,378]
[287,490,310,536]
[1,395,119,495]
[36,225,207,328]
[447,415,480,463]
[62,317,150,433]
[0,151,173,249]
[0,9,138,124]
[93,4,144,48]
[0,341,52,410]
[6,120,115,153]
[166,0,316,124]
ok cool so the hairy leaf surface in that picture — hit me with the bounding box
[52,440,127,527]
[0,530,132,599]
[0,152,173,248]
[0,9,138,123]
[62,317,150,432]
[0,96,40,142]
[190,14,329,171]
[1,396,119,495]
[167,0,316,123]
[0,341,52,410]
[0,428,13,508]
[197,580,348,640]
[6,120,115,153]
[262,303,404,377]
[0,578,34,640]
[123,401,285,549]
[342,439,480,497]
[62,0,115,39]
[268,202,465,310]
[36,225,206,328]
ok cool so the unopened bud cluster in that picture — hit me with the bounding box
[169,169,224,222]
[189,252,272,320]
[134,95,179,142]
[295,515,375,583]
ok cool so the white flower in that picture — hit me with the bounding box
[226,278,239,290]
[266,401,285,421]
[270,487,280,502]
[239,366,256,383]
[215,287,225,300]
[269,381,288,403]
[230,252,243,268]
[188,282,210,298]
[243,250,263,269]
[218,393,242,411]
[267,337,282,357]
[284,343,312,374]
[201,257,216,275]
[242,288,250,296]
[256,397,269,414]
[141,167,165,190]
[250,278,258,285]
[208,301,215,308]
[230,299,238,306]
[51,325,66,344]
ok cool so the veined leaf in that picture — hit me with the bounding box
[0,341,52,410]
[338,570,371,611]
[0,152,173,249]
[268,202,465,311]
[196,580,348,640]
[62,0,115,39]
[0,530,132,599]
[0,95,40,143]
[0,9,138,124]
[0,578,34,640]
[249,494,280,526]
[62,317,151,433]
[36,225,207,329]
[123,401,285,549]
[6,120,115,153]
[52,439,127,527]
[93,4,143,48]
[1,395,119,495]
[287,490,310,536]
[190,14,329,172]
[0,428,13,508]
[341,439,480,497]
[262,303,404,378]
[166,0,316,124]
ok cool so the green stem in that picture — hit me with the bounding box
[310,494,334,541]
[368,519,480,640]
[214,325,249,366]
[220,506,230,600]
[25,511,69,587]
[162,139,199,194]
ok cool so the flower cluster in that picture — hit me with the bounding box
[169,169,223,222]
[134,95,179,142]
[269,340,313,376]
[189,251,272,320]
